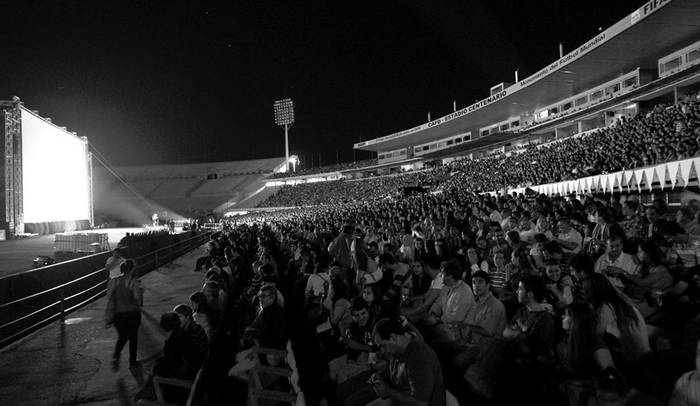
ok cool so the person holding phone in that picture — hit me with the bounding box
[367,317,445,406]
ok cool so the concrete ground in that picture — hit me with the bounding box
[0,244,208,405]
[0,228,148,278]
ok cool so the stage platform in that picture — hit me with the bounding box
[0,227,160,278]
[0,244,208,405]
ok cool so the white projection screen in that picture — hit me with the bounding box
[21,108,90,223]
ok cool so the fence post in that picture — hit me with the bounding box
[59,288,65,323]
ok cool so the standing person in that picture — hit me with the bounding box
[105,248,125,280]
[105,260,142,370]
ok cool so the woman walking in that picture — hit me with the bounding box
[105,260,142,370]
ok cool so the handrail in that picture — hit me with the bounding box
[131,232,208,262]
[0,267,106,309]
[0,288,107,348]
[0,231,211,349]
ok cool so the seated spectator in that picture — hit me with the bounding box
[189,291,216,340]
[408,260,433,298]
[454,271,507,367]
[620,200,644,243]
[676,206,700,236]
[664,221,700,270]
[203,280,227,318]
[464,247,489,278]
[569,252,596,302]
[530,233,549,269]
[488,251,509,298]
[329,298,376,392]
[323,276,353,336]
[621,241,673,317]
[236,285,288,365]
[518,216,537,244]
[586,274,651,371]
[153,312,202,379]
[543,240,565,266]
[594,235,639,288]
[556,302,614,379]
[463,275,555,400]
[402,255,444,324]
[305,262,331,306]
[555,216,583,254]
[358,317,445,406]
[427,260,475,343]
[542,263,574,312]
[172,304,209,370]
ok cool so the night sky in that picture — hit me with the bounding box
[0,0,648,169]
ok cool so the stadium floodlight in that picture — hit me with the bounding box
[274,98,295,172]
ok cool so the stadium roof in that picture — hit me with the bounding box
[355,0,700,153]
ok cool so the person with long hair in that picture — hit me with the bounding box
[324,276,353,336]
[360,283,382,322]
[585,273,651,364]
[620,241,673,317]
[556,302,612,377]
[466,247,489,277]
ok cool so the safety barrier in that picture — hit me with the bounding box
[0,231,211,349]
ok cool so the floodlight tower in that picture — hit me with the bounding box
[273,98,295,172]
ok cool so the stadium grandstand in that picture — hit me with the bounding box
[92,157,287,226]
[266,0,700,187]
[5,1,700,406]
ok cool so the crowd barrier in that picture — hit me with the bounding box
[0,230,211,349]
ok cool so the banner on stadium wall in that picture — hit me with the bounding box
[504,158,700,197]
[355,90,509,148]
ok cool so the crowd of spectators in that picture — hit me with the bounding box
[261,94,700,208]
[129,96,700,406]
[259,169,447,207]
[117,230,172,248]
[136,184,700,405]
[444,95,700,191]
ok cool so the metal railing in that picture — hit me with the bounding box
[0,231,211,349]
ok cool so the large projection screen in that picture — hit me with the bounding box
[21,108,90,223]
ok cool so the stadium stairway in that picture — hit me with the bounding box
[0,244,211,405]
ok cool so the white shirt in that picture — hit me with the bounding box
[557,229,583,253]
[594,252,639,288]
[429,271,444,290]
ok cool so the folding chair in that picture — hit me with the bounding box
[248,340,305,406]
